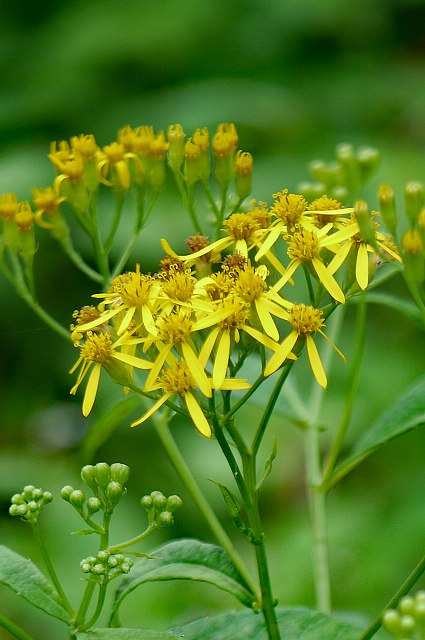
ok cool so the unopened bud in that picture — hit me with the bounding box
[95,462,110,487]
[70,489,85,509]
[106,481,124,507]
[158,511,174,527]
[151,491,167,511]
[167,124,185,171]
[61,485,74,502]
[235,151,253,200]
[110,463,130,486]
[405,182,424,226]
[166,495,183,512]
[87,497,102,514]
[378,184,397,237]
[354,200,377,249]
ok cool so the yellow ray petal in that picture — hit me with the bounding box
[193,305,238,331]
[117,305,136,336]
[241,324,280,352]
[356,243,369,290]
[264,330,298,377]
[184,392,211,437]
[312,258,345,303]
[255,224,282,261]
[145,343,172,391]
[213,329,231,389]
[320,222,359,246]
[82,363,101,417]
[255,298,279,341]
[269,260,299,295]
[199,326,220,369]
[306,335,327,388]
[326,241,352,275]
[216,378,251,390]
[131,392,171,427]
[113,351,153,370]
[182,342,211,398]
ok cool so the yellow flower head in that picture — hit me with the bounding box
[0,193,18,221]
[14,201,34,231]
[70,134,99,162]
[271,190,307,228]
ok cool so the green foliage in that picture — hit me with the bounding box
[111,539,257,625]
[0,546,70,623]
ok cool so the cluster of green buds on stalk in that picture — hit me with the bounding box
[298,143,380,202]
[9,485,53,524]
[383,592,425,639]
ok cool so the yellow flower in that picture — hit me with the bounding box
[97,142,133,191]
[131,358,249,438]
[270,227,346,303]
[264,303,345,387]
[32,186,66,229]
[70,332,152,417]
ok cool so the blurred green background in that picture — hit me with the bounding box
[1,0,425,638]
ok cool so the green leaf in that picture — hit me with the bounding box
[329,375,425,488]
[0,545,71,622]
[110,539,256,624]
[75,629,179,639]
[210,479,256,543]
[172,605,360,639]
[71,528,97,536]
[257,436,278,491]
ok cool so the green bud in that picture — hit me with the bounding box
[151,491,167,511]
[95,462,111,487]
[383,610,401,635]
[400,614,416,635]
[167,124,185,172]
[336,143,361,192]
[42,491,53,505]
[23,485,35,501]
[93,563,106,575]
[357,146,380,182]
[32,488,44,501]
[80,561,92,573]
[11,493,25,505]
[61,486,74,502]
[399,596,415,615]
[97,550,109,562]
[27,501,39,512]
[121,561,132,574]
[70,489,85,509]
[405,182,424,226]
[9,504,22,517]
[140,495,153,511]
[309,160,329,185]
[158,511,174,527]
[106,481,123,507]
[86,497,102,514]
[354,200,378,249]
[166,495,183,513]
[81,465,98,493]
[110,463,130,486]
[378,184,397,238]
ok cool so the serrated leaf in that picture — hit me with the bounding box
[210,479,256,543]
[172,605,360,639]
[0,545,71,622]
[329,375,425,488]
[71,528,97,536]
[76,628,180,639]
[110,539,256,624]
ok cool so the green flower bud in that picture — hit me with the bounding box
[108,556,118,568]
[378,183,397,238]
[106,481,124,507]
[93,563,106,575]
[383,609,401,635]
[399,596,416,615]
[81,465,98,493]
[400,613,416,635]
[357,146,380,182]
[110,463,130,486]
[405,182,424,226]
[354,200,377,249]
[151,491,167,511]
[97,550,110,562]
[166,495,183,513]
[121,561,132,574]
[158,511,174,527]
[86,497,102,514]
[9,504,22,516]
[70,489,85,509]
[167,124,185,172]
[80,562,92,573]
[32,488,44,501]
[27,501,39,512]
[61,485,74,502]
[23,486,35,501]
[11,493,25,505]
[95,462,111,488]
[42,491,53,505]
[140,495,153,511]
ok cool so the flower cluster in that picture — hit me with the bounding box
[140,490,183,528]
[70,192,400,438]
[383,591,425,639]
[80,550,133,584]
[9,486,53,524]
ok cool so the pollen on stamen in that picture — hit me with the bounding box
[290,304,324,335]
[287,229,321,261]
[80,332,113,363]
[161,361,194,396]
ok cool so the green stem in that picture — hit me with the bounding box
[104,195,125,253]
[108,525,155,552]
[242,450,281,639]
[0,612,35,640]
[323,294,366,485]
[59,238,103,283]
[153,409,257,595]
[173,170,202,232]
[74,580,96,628]
[19,289,70,341]
[201,180,220,217]
[79,583,107,631]
[222,373,266,422]
[359,552,425,640]
[32,524,74,617]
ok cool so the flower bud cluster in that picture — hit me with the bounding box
[80,549,133,584]
[9,485,53,524]
[140,491,182,528]
[61,462,130,517]
[299,143,380,202]
[383,591,425,639]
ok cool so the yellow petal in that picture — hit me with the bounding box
[216,378,251,390]
[264,330,298,377]
[82,364,101,417]
[113,351,153,370]
[241,324,280,351]
[312,258,345,304]
[356,243,369,290]
[269,260,299,295]
[199,326,220,369]
[131,393,171,427]
[117,306,136,335]
[306,335,327,388]
[184,392,211,437]
[213,330,231,388]
[320,222,359,246]
[326,241,352,275]
[235,239,248,257]
[145,343,172,391]
[255,299,279,341]
[182,342,211,398]
[193,305,238,331]
[255,224,282,261]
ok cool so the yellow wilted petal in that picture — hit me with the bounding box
[213,330,231,388]
[356,243,369,290]
[312,258,345,304]
[82,363,101,417]
[182,343,211,397]
[306,335,327,388]
[131,393,171,427]
[264,330,298,377]
[184,392,211,437]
